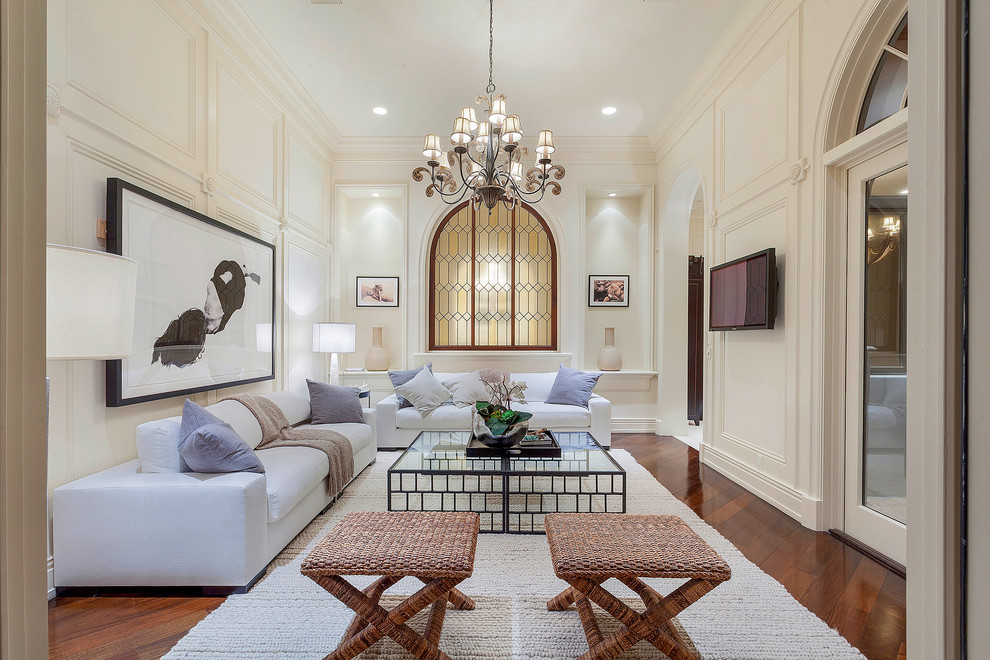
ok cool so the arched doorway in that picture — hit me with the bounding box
[658,167,705,440]
[821,3,908,565]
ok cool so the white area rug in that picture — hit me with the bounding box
[164,451,865,659]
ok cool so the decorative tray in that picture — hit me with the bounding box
[465,429,562,458]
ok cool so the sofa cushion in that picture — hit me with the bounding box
[396,404,472,429]
[178,400,265,474]
[305,422,373,474]
[510,372,558,402]
[388,363,433,408]
[263,391,311,425]
[307,380,363,424]
[515,402,592,428]
[545,366,602,408]
[206,399,264,449]
[395,367,451,417]
[255,446,327,523]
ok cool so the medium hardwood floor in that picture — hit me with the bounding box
[48,433,907,659]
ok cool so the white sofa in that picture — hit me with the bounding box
[376,371,611,450]
[52,390,375,594]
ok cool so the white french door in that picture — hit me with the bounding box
[843,141,908,565]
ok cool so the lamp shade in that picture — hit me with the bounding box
[536,130,555,155]
[46,244,138,360]
[312,323,356,354]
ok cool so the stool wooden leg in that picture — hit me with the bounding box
[342,575,400,641]
[417,577,475,610]
[423,592,448,647]
[318,575,460,660]
[547,585,580,611]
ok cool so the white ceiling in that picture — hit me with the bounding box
[233,0,748,139]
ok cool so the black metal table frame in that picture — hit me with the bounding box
[387,433,626,534]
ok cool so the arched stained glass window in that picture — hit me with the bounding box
[429,201,557,350]
[858,14,908,133]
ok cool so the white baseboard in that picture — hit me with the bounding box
[610,418,658,433]
[48,558,55,600]
[700,444,823,529]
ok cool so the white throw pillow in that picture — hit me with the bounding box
[442,370,489,408]
[394,367,451,417]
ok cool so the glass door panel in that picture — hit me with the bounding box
[844,143,908,565]
[862,165,907,524]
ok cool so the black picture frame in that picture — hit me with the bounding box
[588,275,630,307]
[356,276,399,307]
[105,178,276,407]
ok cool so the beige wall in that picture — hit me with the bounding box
[652,0,883,527]
[45,0,335,596]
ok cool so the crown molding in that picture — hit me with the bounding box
[649,0,799,160]
[332,135,657,165]
[187,0,343,156]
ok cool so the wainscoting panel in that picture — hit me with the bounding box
[61,0,202,166]
[707,188,798,497]
[715,12,799,212]
[214,59,280,210]
[286,236,330,395]
[287,128,330,239]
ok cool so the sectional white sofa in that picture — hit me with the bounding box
[52,390,375,594]
[376,371,611,449]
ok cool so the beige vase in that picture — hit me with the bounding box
[597,327,622,371]
[364,326,390,371]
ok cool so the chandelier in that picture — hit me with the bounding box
[867,214,901,265]
[412,0,564,213]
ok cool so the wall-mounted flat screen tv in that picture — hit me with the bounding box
[709,248,777,331]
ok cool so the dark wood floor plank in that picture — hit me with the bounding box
[48,433,907,660]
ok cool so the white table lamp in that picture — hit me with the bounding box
[313,322,356,385]
[46,244,138,360]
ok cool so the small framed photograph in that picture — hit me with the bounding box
[356,276,399,307]
[588,275,629,307]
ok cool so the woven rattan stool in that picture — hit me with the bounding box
[545,513,731,660]
[301,511,480,660]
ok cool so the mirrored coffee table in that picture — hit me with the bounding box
[387,431,626,533]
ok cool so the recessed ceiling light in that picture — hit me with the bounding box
[608,192,617,197]
[601,106,617,116]
[372,106,388,115]
[371,193,380,198]
[900,188,909,195]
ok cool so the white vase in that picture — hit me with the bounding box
[598,327,622,371]
[364,326,390,371]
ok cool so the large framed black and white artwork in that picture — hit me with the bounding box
[105,178,275,407]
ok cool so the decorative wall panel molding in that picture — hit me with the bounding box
[788,157,809,184]
[47,83,61,118]
[64,0,199,159]
[214,62,280,209]
[201,172,216,195]
[286,130,330,237]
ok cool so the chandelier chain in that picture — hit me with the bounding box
[487,0,495,95]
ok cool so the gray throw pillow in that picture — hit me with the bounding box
[545,365,602,409]
[388,362,432,408]
[307,379,364,424]
[177,399,264,474]
[393,367,451,418]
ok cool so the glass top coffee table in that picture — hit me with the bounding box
[387,430,626,533]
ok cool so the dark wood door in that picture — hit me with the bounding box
[687,256,704,424]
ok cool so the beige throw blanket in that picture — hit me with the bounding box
[222,394,355,498]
